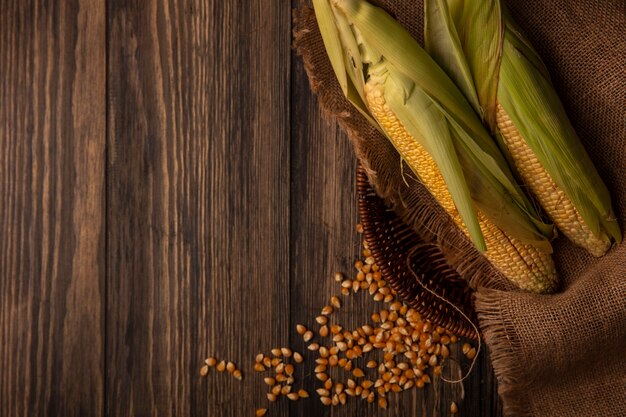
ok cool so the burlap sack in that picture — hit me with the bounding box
[293,1,626,416]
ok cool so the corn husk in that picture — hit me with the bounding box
[424,0,622,254]
[312,0,554,253]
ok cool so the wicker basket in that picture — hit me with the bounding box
[356,164,478,339]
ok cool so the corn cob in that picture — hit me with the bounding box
[314,0,558,292]
[496,104,609,257]
[494,37,621,256]
[424,0,621,256]
[365,73,556,292]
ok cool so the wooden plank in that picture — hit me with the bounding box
[288,53,368,416]
[0,1,105,416]
[105,0,290,415]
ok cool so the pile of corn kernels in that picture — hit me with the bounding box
[201,225,475,416]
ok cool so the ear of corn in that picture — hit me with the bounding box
[313,0,558,292]
[425,0,622,256]
[496,33,622,256]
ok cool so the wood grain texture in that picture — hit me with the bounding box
[106,0,290,416]
[0,0,502,416]
[0,1,105,416]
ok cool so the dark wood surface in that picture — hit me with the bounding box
[0,1,502,416]
[0,1,105,416]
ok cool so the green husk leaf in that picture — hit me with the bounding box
[383,65,486,251]
[313,0,381,129]
[427,0,503,132]
[424,0,481,117]
[330,5,366,102]
[450,125,554,251]
[501,5,551,80]
[345,78,383,130]
[313,0,348,94]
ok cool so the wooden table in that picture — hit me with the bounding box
[0,1,502,416]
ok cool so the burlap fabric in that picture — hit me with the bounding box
[293,1,626,416]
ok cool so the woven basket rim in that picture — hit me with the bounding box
[356,164,478,340]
